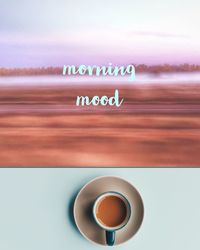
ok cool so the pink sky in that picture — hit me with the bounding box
[0,0,200,67]
[1,29,200,67]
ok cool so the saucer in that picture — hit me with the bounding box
[73,176,144,246]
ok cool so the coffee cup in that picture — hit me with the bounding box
[93,191,131,246]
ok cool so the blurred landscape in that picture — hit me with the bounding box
[1,64,200,76]
[0,66,200,167]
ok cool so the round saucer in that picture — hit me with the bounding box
[73,176,144,246]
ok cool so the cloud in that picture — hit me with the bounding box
[0,28,200,67]
[131,30,190,39]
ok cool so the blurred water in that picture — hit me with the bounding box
[0,72,200,86]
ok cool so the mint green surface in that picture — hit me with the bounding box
[0,168,199,250]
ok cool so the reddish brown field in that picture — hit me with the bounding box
[0,84,200,167]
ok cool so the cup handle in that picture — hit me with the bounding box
[106,230,115,246]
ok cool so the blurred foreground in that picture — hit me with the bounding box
[0,83,200,166]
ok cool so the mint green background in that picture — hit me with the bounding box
[0,168,199,250]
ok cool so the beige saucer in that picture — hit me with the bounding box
[73,176,144,246]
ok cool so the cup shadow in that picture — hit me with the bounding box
[67,175,99,235]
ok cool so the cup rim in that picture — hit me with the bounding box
[93,191,131,231]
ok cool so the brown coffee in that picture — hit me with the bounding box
[96,195,127,227]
